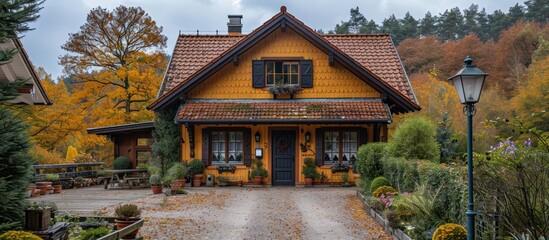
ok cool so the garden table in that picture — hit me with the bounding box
[103,169,148,189]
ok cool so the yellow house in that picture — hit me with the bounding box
[148,7,420,186]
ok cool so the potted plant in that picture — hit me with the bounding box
[26,184,36,198]
[250,159,268,185]
[302,158,319,186]
[217,176,228,187]
[189,159,205,187]
[74,176,84,188]
[149,174,162,194]
[268,83,302,99]
[331,163,350,173]
[216,164,236,173]
[45,174,61,194]
[114,203,141,239]
[342,173,351,187]
[166,162,188,189]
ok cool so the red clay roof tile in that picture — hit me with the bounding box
[161,33,415,103]
[176,99,391,123]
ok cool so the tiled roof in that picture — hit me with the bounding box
[175,99,391,123]
[323,35,414,101]
[161,33,415,102]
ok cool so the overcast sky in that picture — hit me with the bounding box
[20,0,521,79]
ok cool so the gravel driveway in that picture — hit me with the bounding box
[95,187,389,240]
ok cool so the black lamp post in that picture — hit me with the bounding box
[447,56,488,240]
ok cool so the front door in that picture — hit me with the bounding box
[271,130,296,186]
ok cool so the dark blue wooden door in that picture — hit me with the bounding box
[272,131,296,186]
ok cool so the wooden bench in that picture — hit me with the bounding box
[218,175,243,186]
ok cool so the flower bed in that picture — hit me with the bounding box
[356,191,412,240]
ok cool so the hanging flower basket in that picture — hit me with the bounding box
[216,164,236,174]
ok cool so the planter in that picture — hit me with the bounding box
[174,179,186,189]
[25,208,51,231]
[193,174,203,187]
[151,185,163,194]
[218,182,228,187]
[304,178,313,186]
[53,184,62,194]
[253,176,264,185]
[170,182,182,194]
[115,218,140,239]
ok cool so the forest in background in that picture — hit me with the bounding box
[18,1,549,165]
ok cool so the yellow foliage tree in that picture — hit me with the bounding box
[65,146,78,162]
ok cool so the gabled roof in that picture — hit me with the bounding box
[176,99,391,124]
[149,7,419,114]
[87,121,154,135]
[0,38,51,105]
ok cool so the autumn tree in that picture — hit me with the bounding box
[60,5,167,123]
[0,0,43,232]
[397,35,442,74]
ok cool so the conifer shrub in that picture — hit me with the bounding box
[113,156,131,169]
[356,142,386,180]
[432,223,467,240]
[0,230,42,240]
[373,186,397,197]
[385,116,440,161]
[369,176,390,193]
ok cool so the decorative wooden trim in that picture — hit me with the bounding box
[232,54,239,66]
[328,53,334,66]
[260,57,304,60]
[187,125,195,158]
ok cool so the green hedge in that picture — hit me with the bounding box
[356,142,386,180]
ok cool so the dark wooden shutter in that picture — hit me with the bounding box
[252,60,265,88]
[358,128,368,147]
[300,60,313,88]
[243,128,252,166]
[315,128,324,166]
[201,128,211,167]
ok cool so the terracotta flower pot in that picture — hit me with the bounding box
[170,182,181,194]
[53,184,62,194]
[353,173,361,187]
[193,174,203,187]
[304,178,313,186]
[253,176,264,185]
[174,179,186,189]
[151,185,163,194]
[115,218,140,239]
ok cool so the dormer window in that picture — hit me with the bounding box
[266,61,299,85]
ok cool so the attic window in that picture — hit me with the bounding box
[266,61,299,85]
[252,60,313,88]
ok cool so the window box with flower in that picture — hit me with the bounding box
[331,163,350,173]
[216,164,236,174]
[267,84,302,99]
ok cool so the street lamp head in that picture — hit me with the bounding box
[448,56,488,104]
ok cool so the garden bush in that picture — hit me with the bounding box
[113,156,131,169]
[373,186,397,197]
[369,176,390,193]
[432,223,467,240]
[0,231,42,240]
[77,227,110,240]
[356,142,386,180]
[385,116,440,161]
[381,157,418,192]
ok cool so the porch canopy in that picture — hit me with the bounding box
[175,99,392,124]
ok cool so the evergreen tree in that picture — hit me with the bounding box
[400,12,418,40]
[334,21,350,34]
[525,0,549,23]
[475,8,491,41]
[418,11,438,36]
[488,10,509,41]
[463,4,480,35]
[436,112,458,163]
[152,107,181,176]
[382,14,402,43]
[362,19,378,34]
[507,3,526,24]
[0,0,44,232]
[348,7,367,34]
[438,7,464,40]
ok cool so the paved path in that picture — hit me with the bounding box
[34,186,389,239]
[32,185,151,214]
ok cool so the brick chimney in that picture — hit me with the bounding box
[227,15,243,35]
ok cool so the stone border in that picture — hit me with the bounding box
[356,190,413,240]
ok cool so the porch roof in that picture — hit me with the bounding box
[175,99,392,124]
